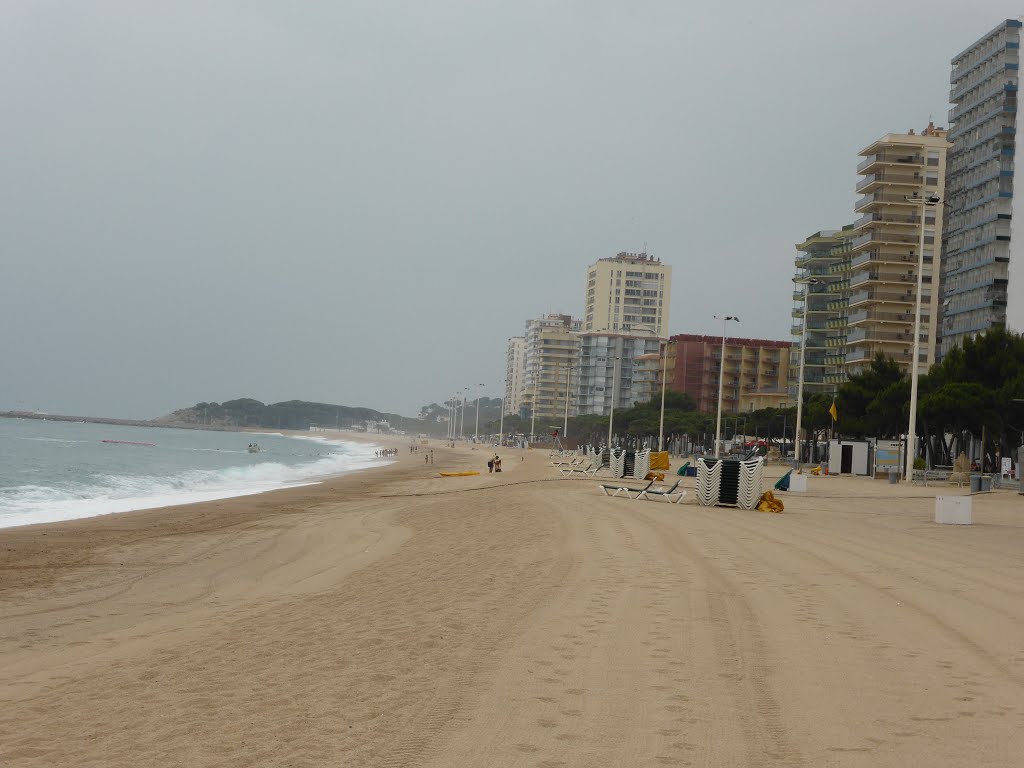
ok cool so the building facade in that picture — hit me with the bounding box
[790,229,853,395]
[583,252,672,337]
[667,334,792,415]
[522,314,581,422]
[504,336,526,417]
[942,19,1022,354]
[848,125,949,375]
[575,332,663,416]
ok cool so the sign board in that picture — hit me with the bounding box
[874,440,902,474]
[1002,456,1013,477]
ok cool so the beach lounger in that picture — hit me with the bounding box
[598,479,654,498]
[560,462,598,477]
[636,478,687,503]
[551,457,583,467]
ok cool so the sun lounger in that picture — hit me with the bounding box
[551,457,583,467]
[598,479,654,498]
[636,478,687,503]
[560,462,599,477]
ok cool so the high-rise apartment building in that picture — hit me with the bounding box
[583,252,672,337]
[790,229,853,395]
[849,125,948,375]
[522,314,581,421]
[504,336,526,417]
[942,19,1022,354]
[667,334,792,415]
[575,331,663,416]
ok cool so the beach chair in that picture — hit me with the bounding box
[636,478,687,504]
[560,462,599,477]
[598,479,654,499]
[551,456,582,467]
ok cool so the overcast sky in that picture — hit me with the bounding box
[0,1,1016,418]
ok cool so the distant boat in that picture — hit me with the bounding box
[102,439,156,447]
[247,443,262,453]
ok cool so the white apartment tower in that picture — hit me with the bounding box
[504,336,526,416]
[583,252,672,337]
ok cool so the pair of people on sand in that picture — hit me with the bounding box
[487,455,502,473]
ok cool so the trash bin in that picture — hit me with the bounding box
[888,469,899,484]
[969,474,981,493]
[980,475,992,492]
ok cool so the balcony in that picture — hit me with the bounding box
[848,289,915,307]
[848,327,915,345]
[852,231,920,250]
[857,152,924,173]
[853,212,922,230]
[854,192,921,212]
[848,308,914,326]
[855,171,922,193]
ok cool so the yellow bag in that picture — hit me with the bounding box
[756,490,784,513]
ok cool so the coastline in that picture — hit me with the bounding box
[2,448,1022,766]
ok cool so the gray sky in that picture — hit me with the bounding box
[0,1,1014,418]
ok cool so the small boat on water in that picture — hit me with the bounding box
[102,439,156,447]
[247,443,262,453]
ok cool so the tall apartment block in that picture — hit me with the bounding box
[583,252,672,337]
[667,334,792,415]
[504,336,526,417]
[849,125,948,375]
[942,19,1022,354]
[522,314,581,421]
[790,228,853,396]
[575,331,663,416]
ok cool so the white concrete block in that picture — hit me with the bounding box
[935,495,972,525]
[788,473,808,493]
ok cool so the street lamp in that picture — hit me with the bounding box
[905,193,942,481]
[607,356,621,451]
[791,277,835,467]
[459,388,467,440]
[474,382,484,441]
[713,315,740,457]
[498,379,507,447]
[562,365,574,440]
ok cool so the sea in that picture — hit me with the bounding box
[0,418,388,530]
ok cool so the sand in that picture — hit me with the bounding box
[1,437,1023,767]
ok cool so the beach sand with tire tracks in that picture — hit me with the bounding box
[1,436,1022,767]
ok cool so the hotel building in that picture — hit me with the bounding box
[942,19,1023,354]
[583,252,672,337]
[666,334,792,415]
[849,125,949,375]
[522,314,581,422]
[575,331,663,417]
[504,336,526,417]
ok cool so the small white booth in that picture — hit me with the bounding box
[827,439,871,476]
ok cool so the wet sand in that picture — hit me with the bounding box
[1,439,1022,767]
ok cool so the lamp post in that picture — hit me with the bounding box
[905,193,942,482]
[713,315,740,457]
[459,388,467,440]
[474,382,484,442]
[658,340,668,452]
[607,356,621,451]
[562,365,573,440]
[791,277,832,468]
[498,379,507,447]
[529,389,537,444]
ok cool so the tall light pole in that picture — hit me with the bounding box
[607,356,621,450]
[459,388,467,440]
[498,379,507,446]
[562,365,574,440]
[474,382,484,441]
[905,193,942,481]
[658,339,668,452]
[714,315,740,457]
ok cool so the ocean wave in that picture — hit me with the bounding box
[0,445,391,530]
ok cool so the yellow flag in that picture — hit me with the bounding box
[829,400,838,422]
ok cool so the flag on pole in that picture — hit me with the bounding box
[829,400,838,422]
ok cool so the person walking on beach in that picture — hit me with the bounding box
[487,458,494,473]
[494,455,502,472]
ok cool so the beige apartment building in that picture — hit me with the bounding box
[504,336,526,416]
[522,314,581,422]
[583,252,672,337]
[847,123,949,375]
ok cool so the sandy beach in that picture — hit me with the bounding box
[1,437,1022,767]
